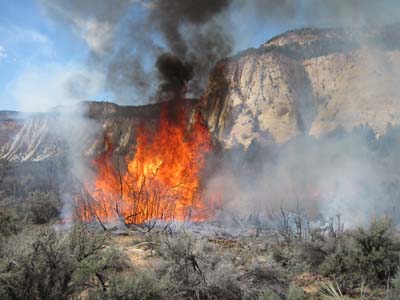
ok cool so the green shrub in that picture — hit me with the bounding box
[0,224,128,300]
[0,190,61,238]
[271,245,307,276]
[259,287,280,300]
[298,237,337,271]
[287,283,305,300]
[0,204,24,237]
[154,233,244,300]
[387,271,400,300]
[321,218,400,289]
[89,270,172,300]
[24,191,61,224]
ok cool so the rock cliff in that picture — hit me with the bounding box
[202,25,400,147]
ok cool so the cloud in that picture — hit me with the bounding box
[72,18,114,55]
[0,46,6,58]
[0,26,54,61]
[10,63,105,112]
[0,26,50,46]
[38,0,132,53]
[27,30,50,44]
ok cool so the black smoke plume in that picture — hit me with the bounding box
[155,53,193,100]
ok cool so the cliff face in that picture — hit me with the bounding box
[203,51,312,146]
[202,26,400,147]
[306,49,400,137]
[0,112,23,150]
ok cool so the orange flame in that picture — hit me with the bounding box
[75,102,217,224]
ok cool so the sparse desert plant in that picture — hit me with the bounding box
[319,281,346,300]
[318,281,373,300]
[258,287,280,300]
[0,226,76,300]
[147,232,245,300]
[240,264,288,299]
[286,283,305,300]
[0,203,24,237]
[298,237,337,271]
[388,271,400,300]
[0,190,61,238]
[271,245,307,276]
[0,224,129,300]
[89,269,173,300]
[24,190,61,224]
[352,219,400,283]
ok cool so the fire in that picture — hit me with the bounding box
[76,101,216,224]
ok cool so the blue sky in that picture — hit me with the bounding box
[0,0,90,111]
[0,0,296,112]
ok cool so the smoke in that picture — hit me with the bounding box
[155,53,193,100]
[235,0,399,28]
[10,63,104,112]
[39,0,233,103]
[7,61,105,220]
[148,0,232,99]
[205,129,400,228]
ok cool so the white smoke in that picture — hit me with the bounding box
[10,63,105,112]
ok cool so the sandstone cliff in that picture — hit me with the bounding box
[202,25,400,147]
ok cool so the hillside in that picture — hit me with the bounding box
[0,100,198,161]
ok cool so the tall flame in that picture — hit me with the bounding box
[75,101,216,224]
